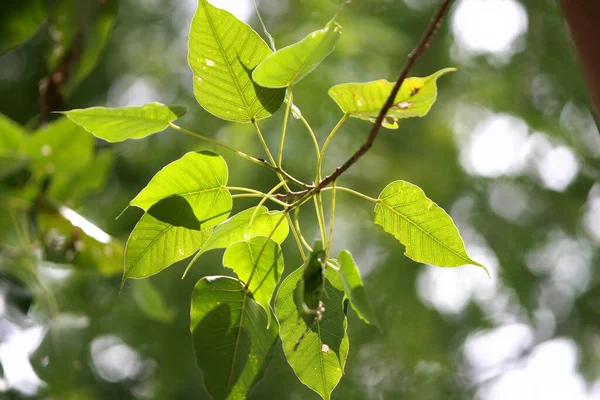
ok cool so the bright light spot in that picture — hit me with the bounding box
[108,76,169,107]
[59,206,112,244]
[209,0,253,22]
[560,102,600,157]
[460,114,530,178]
[417,245,498,315]
[477,338,591,400]
[0,325,45,395]
[464,323,533,376]
[90,335,143,382]
[525,230,592,296]
[205,59,215,67]
[487,182,530,222]
[451,0,528,57]
[535,146,579,192]
[40,145,52,157]
[584,195,600,243]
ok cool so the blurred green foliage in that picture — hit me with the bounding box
[1,0,600,399]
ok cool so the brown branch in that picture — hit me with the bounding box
[311,0,455,196]
[559,0,600,118]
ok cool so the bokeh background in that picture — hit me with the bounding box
[2,0,600,399]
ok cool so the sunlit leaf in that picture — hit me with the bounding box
[63,103,187,142]
[201,206,289,253]
[223,236,284,325]
[191,276,277,400]
[274,250,349,400]
[0,113,27,178]
[0,0,46,55]
[130,151,231,229]
[252,17,342,88]
[338,250,380,328]
[374,180,484,271]
[131,279,175,323]
[188,0,284,122]
[328,67,456,129]
[124,208,212,281]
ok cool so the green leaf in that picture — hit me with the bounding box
[223,236,284,325]
[374,180,484,271]
[131,279,175,323]
[252,17,342,88]
[63,103,187,143]
[130,151,231,229]
[124,208,212,281]
[24,116,93,176]
[274,251,349,400]
[188,0,284,122]
[0,113,27,178]
[328,67,456,129]
[49,149,114,204]
[64,0,118,95]
[338,250,380,328]
[0,0,46,55]
[191,276,277,400]
[298,240,327,316]
[201,206,289,254]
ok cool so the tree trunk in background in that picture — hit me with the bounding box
[560,0,600,118]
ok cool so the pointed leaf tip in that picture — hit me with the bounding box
[374,180,480,269]
[63,103,187,142]
[338,250,380,328]
[328,67,456,127]
[252,17,342,88]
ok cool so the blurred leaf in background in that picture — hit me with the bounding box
[1,0,600,399]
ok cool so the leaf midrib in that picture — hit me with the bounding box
[201,0,253,120]
[376,201,472,264]
[72,113,175,124]
[133,186,223,207]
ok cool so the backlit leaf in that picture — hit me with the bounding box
[201,206,289,253]
[0,113,27,178]
[130,151,231,229]
[124,208,212,281]
[338,250,379,328]
[223,236,284,325]
[252,17,342,88]
[191,276,277,400]
[274,253,349,400]
[328,67,456,129]
[188,0,284,122]
[374,180,484,271]
[63,103,187,142]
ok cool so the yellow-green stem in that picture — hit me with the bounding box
[227,186,289,207]
[278,89,293,169]
[322,185,377,203]
[317,113,349,181]
[326,181,337,260]
[287,214,307,261]
[248,180,289,227]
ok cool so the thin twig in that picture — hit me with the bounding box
[313,0,454,193]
